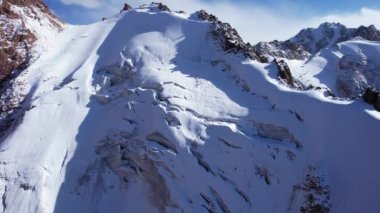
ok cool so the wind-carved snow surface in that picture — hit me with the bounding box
[0,4,380,213]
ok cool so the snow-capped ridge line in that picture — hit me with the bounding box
[254,22,380,60]
[119,3,264,63]
[0,2,379,213]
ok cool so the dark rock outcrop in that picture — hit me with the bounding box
[196,10,262,62]
[121,3,132,11]
[0,0,62,137]
[254,40,310,60]
[157,2,170,11]
[363,88,380,111]
[274,59,294,86]
[0,0,62,84]
[197,10,218,22]
[273,59,303,90]
[354,25,380,41]
[149,2,170,12]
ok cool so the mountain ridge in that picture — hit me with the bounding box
[0,2,379,213]
[254,22,380,61]
[0,0,62,81]
[0,0,63,139]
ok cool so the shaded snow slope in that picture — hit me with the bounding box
[0,4,379,213]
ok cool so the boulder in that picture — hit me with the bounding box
[121,3,132,11]
[157,3,170,11]
[274,59,294,86]
[363,88,380,111]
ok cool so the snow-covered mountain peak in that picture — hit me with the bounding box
[289,22,352,53]
[132,2,171,13]
[0,3,379,213]
[290,23,380,52]
[254,22,380,101]
[255,23,380,61]
[252,23,351,61]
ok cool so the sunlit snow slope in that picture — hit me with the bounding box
[1,4,379,213]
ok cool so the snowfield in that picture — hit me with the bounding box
[0,4,380,213]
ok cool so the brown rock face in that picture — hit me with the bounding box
[274,59,294,86]
[0,0,62,136]
[273,59,304,90]
[0,23,36,82]
[0,0,62,84]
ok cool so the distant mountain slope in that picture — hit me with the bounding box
[254,23,380,60]
[254,23,380,105]
[0,2,379,213]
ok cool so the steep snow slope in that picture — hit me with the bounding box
[0,4,379,213]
